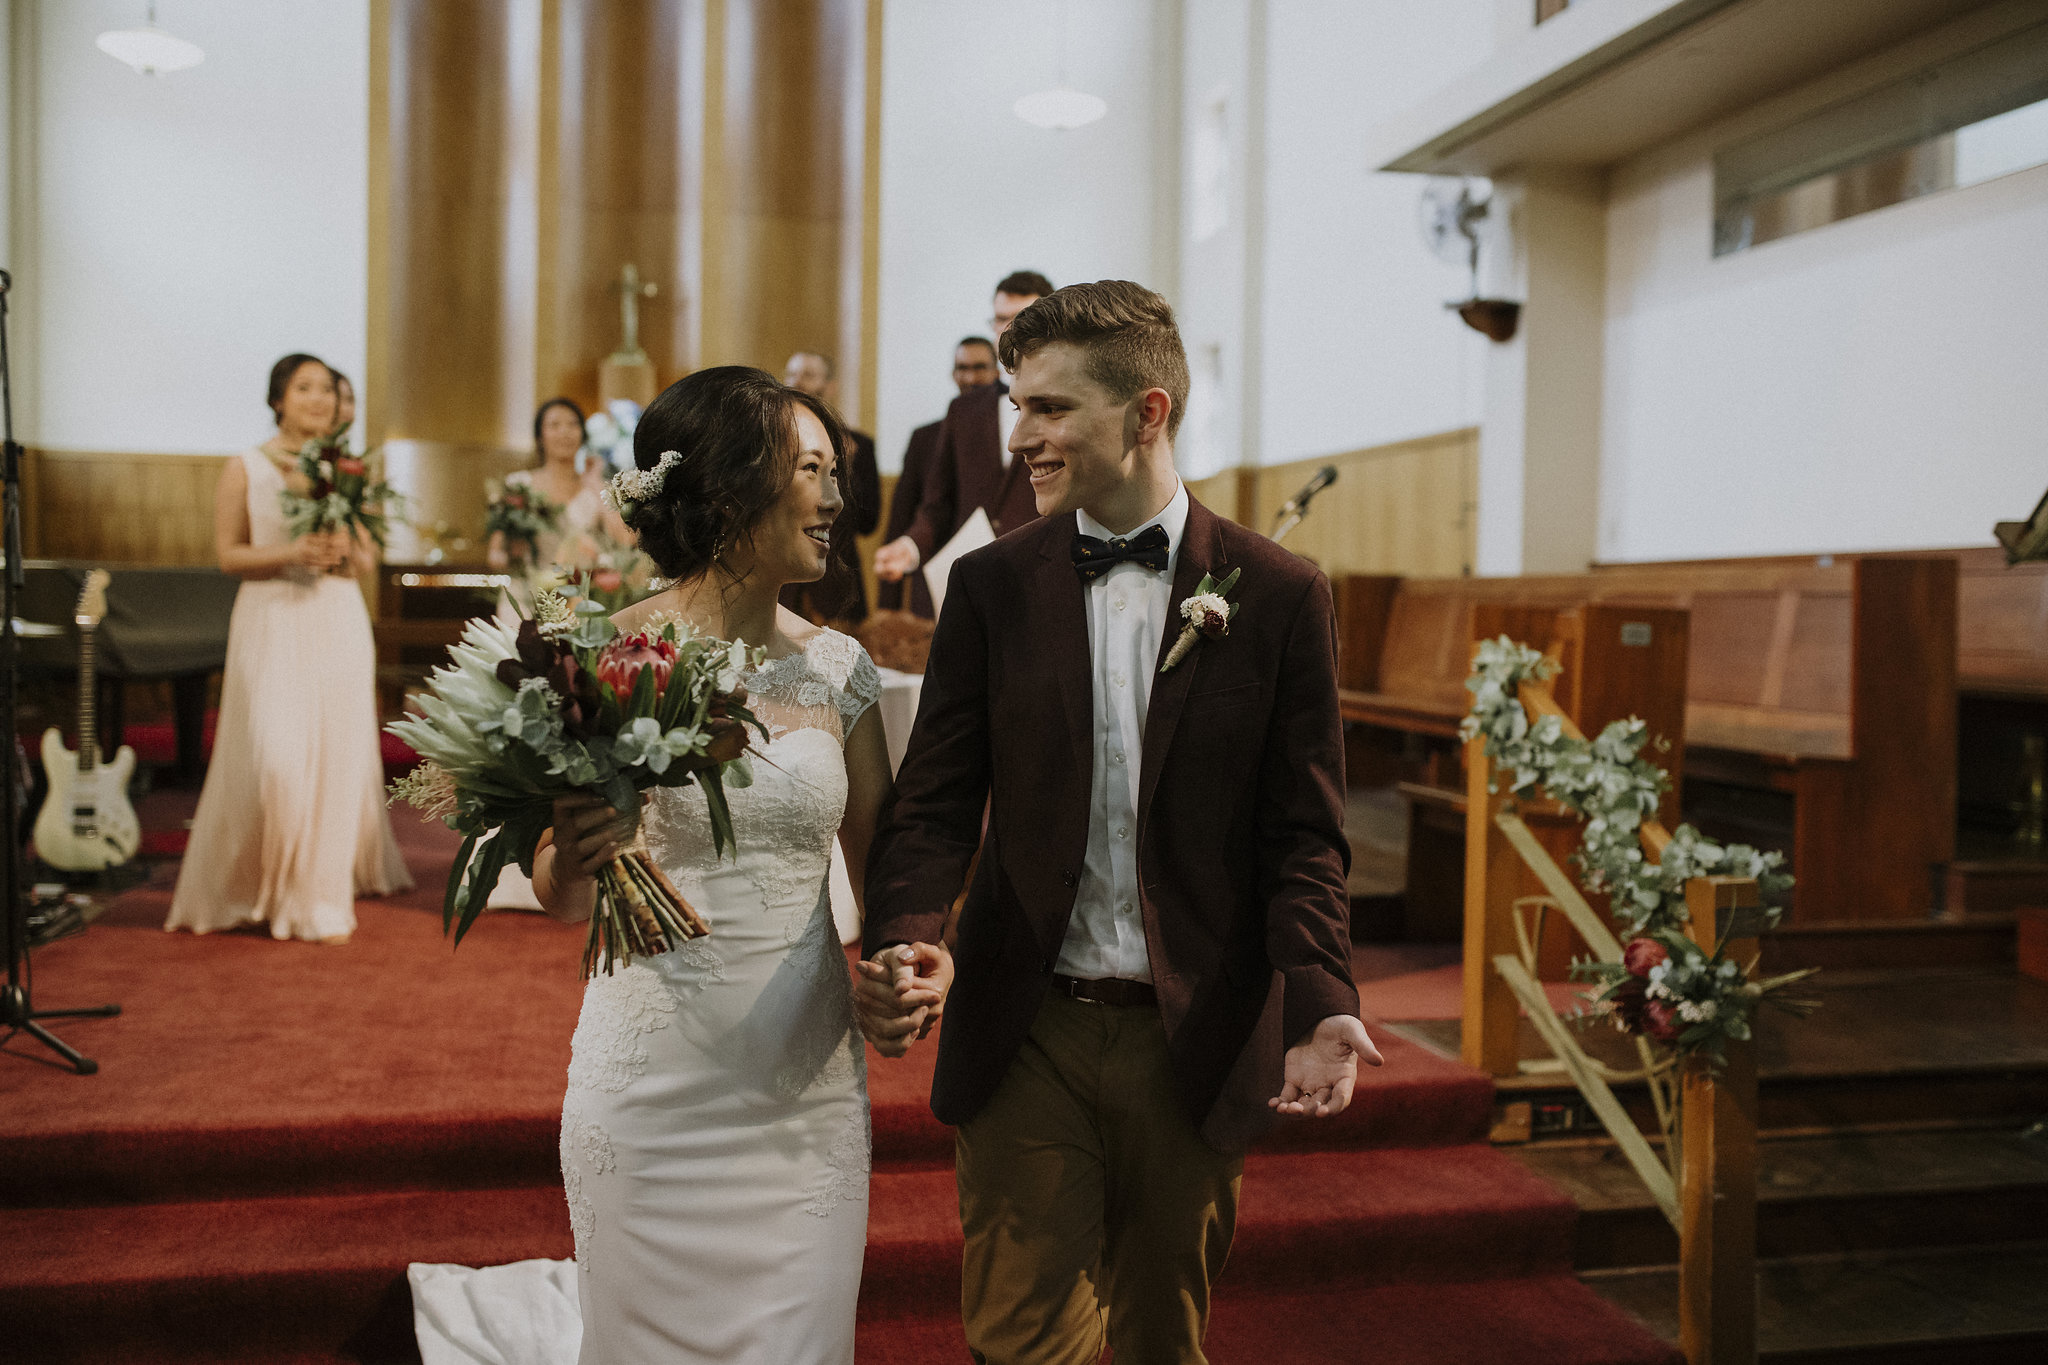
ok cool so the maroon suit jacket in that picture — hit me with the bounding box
[864,496,1358,1151]
[900,384,1041,561]
[879,419,941,617]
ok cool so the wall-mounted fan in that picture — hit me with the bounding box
[1418,177,1521,342]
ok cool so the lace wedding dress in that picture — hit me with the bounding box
[412,628,880,1365]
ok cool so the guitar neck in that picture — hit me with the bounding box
[76,624,98,772]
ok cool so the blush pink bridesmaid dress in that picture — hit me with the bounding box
[164,447,412,942]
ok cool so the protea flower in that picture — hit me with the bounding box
[596,630,679,697]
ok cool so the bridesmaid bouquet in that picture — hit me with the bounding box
[484,479,564,565]
[281,425,400,549]
[387,591,768,977]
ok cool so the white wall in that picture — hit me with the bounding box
[874,0,1168,473]
[1253,0,1493,469]
[24,0,368,453]
[1601,131,2048,561]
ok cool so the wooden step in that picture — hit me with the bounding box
[1512,1126,2048,1270]
[1582,1242,2048,1364]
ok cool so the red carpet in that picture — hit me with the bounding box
[0,809,1677,1364]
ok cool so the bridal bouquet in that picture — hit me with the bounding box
[281,425,400,549]
[484,479,564,565]
[387,591,767,977]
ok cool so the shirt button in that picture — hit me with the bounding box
[1113,672,1127,688]
[1113,597,1126,612]
[1112,750,1126,765]
[1119,901,1133,914]
[1117,826,1130,840]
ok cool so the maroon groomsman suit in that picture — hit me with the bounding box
[898,383,1042,568]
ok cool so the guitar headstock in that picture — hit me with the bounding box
[74,569,112,628]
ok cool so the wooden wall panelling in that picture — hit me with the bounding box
[1239,427,1476,578]
[23,450,225,566]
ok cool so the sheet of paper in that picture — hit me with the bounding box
[922,506,995,620]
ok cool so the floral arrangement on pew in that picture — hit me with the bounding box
[483,479,564,567]
[557,529,658,614]
[582,399,642,474]
[387,590,766,978]
[280,424,401,550]
[1462,637,1817,1064]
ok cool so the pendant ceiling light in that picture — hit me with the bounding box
[1015,0,1105,131]
[97,2,204,76]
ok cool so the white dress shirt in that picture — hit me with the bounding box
[1055,480,1191,983]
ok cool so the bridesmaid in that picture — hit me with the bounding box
[165,354,413,944]
[485,397,628,572]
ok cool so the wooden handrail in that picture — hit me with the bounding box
[1516,674,1675,861]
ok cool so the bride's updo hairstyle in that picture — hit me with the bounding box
[620,365,848,583]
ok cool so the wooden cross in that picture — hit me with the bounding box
[611,263,659,361]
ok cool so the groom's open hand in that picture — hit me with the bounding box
[853,942,953,1058]
[1270,1015,1384,1118]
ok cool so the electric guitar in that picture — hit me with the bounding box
[34,570,139,870]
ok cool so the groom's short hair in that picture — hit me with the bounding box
[998,280,1190,440]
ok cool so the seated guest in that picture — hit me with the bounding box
[879,335,998,618]
[873,271,1052,595]
[164,353,411,944]
[779,350,881,625]
[487,397,628,572]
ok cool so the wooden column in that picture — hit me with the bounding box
[540,0,688,411]
[1678,875,1761,1365]
[1462,736,1520,1077]
[697,0,868,397]
[367,0,539,450]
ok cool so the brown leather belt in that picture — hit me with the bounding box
[1050,973,1157,1008]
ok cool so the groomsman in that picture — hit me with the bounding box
[873,270,1053,594]
[779,350,881,624]
[880,336,999,617]
[860,281,1380,1363]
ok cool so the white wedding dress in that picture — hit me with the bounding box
[413,629,880,1365]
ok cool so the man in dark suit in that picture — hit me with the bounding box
[873,270,1053,595]
[779,350,880,624]
[880,335,1000,617]
[858,281,1380,1363]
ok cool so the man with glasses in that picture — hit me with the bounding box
[874,271,1054,597]
[880,336,1001,617]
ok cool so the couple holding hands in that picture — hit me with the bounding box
[522,279,1380,1365]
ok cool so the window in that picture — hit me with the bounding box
[1713,19,2048,255]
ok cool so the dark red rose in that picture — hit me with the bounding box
[1622,937,1669,979]
[1643,1000,1683,1043]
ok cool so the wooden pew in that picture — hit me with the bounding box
[1333,573,1690,955]
[1359,557,1958,923]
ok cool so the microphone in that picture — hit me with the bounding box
[1278,466,1337,519]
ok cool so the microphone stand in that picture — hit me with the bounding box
[0,268,120,1075]
[1269,467,1337,546]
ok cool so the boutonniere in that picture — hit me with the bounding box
[1160,568,1241,673]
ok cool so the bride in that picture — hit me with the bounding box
[412,367,912,1363]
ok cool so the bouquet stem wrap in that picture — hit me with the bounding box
[586,824,710,978]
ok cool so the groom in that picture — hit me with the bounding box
[860,280,1380,1364]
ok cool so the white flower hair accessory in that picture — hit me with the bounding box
[603,450,685,519]
[1160,568,1241,673]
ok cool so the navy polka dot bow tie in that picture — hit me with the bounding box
[1070,523,1170,581]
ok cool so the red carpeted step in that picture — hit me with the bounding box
[854,1277,1679,1365]
[0,1184,570,1364]
[860,1144,1580,1308]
